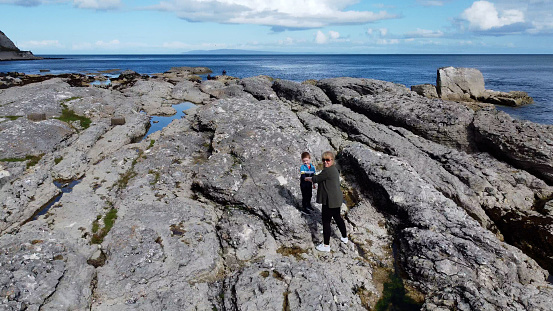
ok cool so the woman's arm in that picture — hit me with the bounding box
[309,168,329,183]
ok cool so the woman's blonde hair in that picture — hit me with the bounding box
[322,151,335,160]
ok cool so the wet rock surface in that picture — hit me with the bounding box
[1,69,553,310]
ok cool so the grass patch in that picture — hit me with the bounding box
[147,139,155,150]
[91,208,118,244]
[60,96,82,103]
[55,103,91,130]
[374,272,422,311]
[92,215,101,233]
[148,169,161,185]
[54,156,63,164]
[117,168,138,189]
[2,115,22,121]
[0,154,44,168]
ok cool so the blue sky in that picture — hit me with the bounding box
[1,0,552,54]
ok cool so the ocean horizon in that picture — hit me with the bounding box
[2,54,552,124]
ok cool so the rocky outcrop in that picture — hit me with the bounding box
[1,69,553,310]
[437,66,485,101]
[0,30,42,61]
[477,90,534,106]
[412,67,534,107]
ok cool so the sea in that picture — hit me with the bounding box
[1,54,552,125]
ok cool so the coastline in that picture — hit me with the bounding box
[1,67,553,309]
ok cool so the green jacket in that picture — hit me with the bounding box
[312,164,343,208]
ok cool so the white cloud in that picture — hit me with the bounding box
[315,31,328,44]
[95,39,120,47]
[379,28,388,36]
[72,39,121,50]
[72,42,93,50]
[151,0,397,29]
[20,40,64,49]
[461,1,524,30]
[314,30,342,44]
[279,37,295,45]
[404,28,444,38]
[417,0,444,6]
[376,39,399,45]
[73,0,120,9]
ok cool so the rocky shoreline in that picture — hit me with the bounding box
[1,67,552,310]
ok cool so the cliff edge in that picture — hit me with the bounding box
[0,30,42,61]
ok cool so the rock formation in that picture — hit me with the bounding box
[1,68,553,310]
[0,30,42,61]
[412,66,533,107]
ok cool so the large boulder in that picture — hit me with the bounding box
[437,67,485,101]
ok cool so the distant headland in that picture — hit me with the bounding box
[0,30,42,61]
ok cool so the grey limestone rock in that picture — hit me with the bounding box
[272,79,331,107]
[411,84,439,98]
[2,69,553,311]
[0,118,73,159]
[474,108,553,183]
[342,143,553,311]
[200,80,255,100]
[122,79,175,115]
[316,77,410,105]
[478,89,534,107]
[341,93,476,151]
[240,75,278,100]
[437,66,486,101]
[171,80,210,104]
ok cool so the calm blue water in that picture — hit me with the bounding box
[143,101,196,139]
[1,54,552,124]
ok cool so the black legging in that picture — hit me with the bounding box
[300,181,313,210]
[322,204,347,245]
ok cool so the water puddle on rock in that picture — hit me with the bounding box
[142,102,196,140]
[90,79,111,87]
[31,179,82,221]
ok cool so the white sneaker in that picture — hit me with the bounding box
[316,244,330,252]
[341,237,348,244]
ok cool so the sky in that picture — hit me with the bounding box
[1,0,552,54]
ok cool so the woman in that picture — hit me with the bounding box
[305,151,347,252]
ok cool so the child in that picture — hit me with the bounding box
[300,151,316,213]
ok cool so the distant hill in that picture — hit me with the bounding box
[0,30,42,61]
[184,49,284,55]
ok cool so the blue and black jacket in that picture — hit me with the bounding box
[300,163,316,183]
